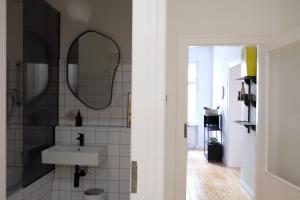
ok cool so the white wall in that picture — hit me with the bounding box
[281,0,300,32]
[227,64,243,168]
[212,46,242,108]
[165,0,282,199]
[46,0,132,60]
[190,46,213,120]
[211,46,242,166]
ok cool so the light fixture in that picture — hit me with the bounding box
[66,0,92,22]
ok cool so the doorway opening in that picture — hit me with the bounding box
[186,45,256,200]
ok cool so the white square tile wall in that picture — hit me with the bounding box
[52,126,131,200]
[7,59,23,167]
[7,59,56,200]
[8,172,53,200]
[6,58,131,200]
[51,58,131,200]
[59,60,132,127]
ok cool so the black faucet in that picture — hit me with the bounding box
[74,165,86,187]
[77,133,84,146]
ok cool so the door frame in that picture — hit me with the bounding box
[256,26,300,200]
[0,0,6,198]
[172,35,267,200]
[226,60,243,168]
[131,0,166,200]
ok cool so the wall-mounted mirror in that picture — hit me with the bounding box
[67,30,120,109]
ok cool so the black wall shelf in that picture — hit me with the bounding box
[237,76,256,85]
[236,76,257,133]
[234,120,256,131]
[238,94,256,107]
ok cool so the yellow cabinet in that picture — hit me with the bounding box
[241,46,257,76]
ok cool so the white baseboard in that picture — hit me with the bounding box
[226,161,241,168]
[187,145,204,150]
[240,179,255,200]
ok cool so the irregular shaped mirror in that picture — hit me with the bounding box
[67,30,120,109]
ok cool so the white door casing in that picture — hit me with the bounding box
[175,35,267,200]
[131,0,166,199]
[256,27,300,200]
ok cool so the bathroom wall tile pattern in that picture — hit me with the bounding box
[54,59,131,200]
[7,58,131,200]
[8,172,54,200]
[7,59,24,167]
[59,60,131,127]
[52,126,131,200]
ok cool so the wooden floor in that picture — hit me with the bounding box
[186,150,250,200]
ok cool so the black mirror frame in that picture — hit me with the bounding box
[66,30,121,110]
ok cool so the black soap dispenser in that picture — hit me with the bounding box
[75,110,82,127]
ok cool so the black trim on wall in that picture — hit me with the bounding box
[66,30,121,110]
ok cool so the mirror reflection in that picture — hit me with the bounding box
[26,63,49,101]
[67,31,120,109]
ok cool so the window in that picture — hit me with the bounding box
[188,62,198,124]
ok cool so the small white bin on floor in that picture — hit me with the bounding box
[84,188,105,200]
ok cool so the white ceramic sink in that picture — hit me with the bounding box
[42,145,107,166]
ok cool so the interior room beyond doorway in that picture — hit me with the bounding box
[186,45,256,200]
